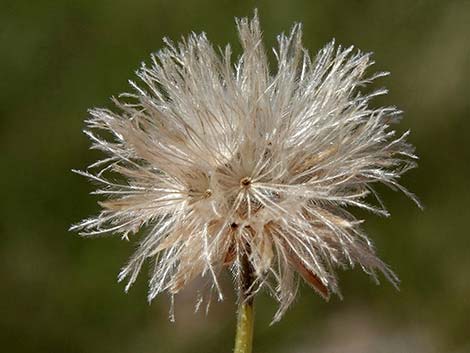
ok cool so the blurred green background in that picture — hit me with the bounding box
[2,0,469,352]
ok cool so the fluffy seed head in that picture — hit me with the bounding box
[71,12,419,322]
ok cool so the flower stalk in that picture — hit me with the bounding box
[234,254,255,353]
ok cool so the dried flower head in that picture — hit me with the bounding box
[71,12,419,321]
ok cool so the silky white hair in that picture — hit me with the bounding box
[71,12,419,322]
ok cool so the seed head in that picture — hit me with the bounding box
[71,12,419,322]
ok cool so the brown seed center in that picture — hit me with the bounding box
[240,177,252,188]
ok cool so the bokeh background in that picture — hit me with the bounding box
[2,0,469,352]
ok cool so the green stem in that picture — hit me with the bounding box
[234,254,255,353]
[234,299,254,353]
